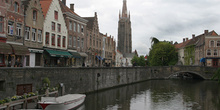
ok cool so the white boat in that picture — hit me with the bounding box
[38,94,86,110]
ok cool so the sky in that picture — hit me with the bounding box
[66,0,220,56]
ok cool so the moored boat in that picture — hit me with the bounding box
[38,94,86,110]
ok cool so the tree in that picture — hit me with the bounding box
[148,42,178,66]
[131,55,146,66]
[150,37,159,47]
[212,68,220,83]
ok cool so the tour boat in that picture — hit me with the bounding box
[38,94,86,110]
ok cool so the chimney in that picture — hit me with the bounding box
[183,38,185,42]
[95,12,97,17]
[62,0,66,5]
[192,34,195,39]
[70,4,74,12]
[204,30,209,35]
[186,38,188,41]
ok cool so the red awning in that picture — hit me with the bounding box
[0,42,13,54]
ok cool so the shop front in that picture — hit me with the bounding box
[78,52,88,67]
[44,49,72,67]
[9,44,30,67]
[0,42,13,67]
[206,58,220,67]
[68,51,81,67]
[29,49,44,67]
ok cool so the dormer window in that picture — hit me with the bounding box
[14,2,19,12]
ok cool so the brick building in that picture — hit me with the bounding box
[60,0,88,67]
[22,0,44,67]
[83,12,103,67]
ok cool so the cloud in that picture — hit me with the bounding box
[66,0,220,56]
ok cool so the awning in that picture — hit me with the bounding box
[0,42,13,54]
[96,55,101,60]
[10,44,29,55]
[99,56,104,60]
[45,49,72,58]
[79,52,88,57]
[69,52,81,58]
[200,58,206,62]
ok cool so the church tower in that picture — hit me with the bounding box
[117,0,132,54]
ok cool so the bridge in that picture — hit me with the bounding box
[148,66,218,80]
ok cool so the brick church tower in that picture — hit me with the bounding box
[117,0,132,54]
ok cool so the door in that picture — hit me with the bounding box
[17,84,32,95]
[212,59,218,67]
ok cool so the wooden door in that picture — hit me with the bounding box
[16,84,32,95]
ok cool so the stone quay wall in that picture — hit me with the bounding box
[0,66,216,99]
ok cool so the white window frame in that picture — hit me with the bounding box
[207,49,211,56]
[210,40,215,47]
[77,37,80,47]
[25,27,30,40]
[69,21,72,30]
[16,23,22,36]
[8,21,13,35]
[217,40,220,47]
[69,36,72,47]
[73,22,76,32]
[81,38,84,49]
[214,49,218,56]
[77,24,80,33]
[73,36,76,47]
[32,28,36,41]
[38,30,42,42]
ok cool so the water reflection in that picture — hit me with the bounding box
[83,80,220,110]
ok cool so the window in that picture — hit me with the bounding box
[52,34,55,46]
[214,49,218,56]
[0,80,5,91]
[33,10,37,21]
[73,22,76,32]
[32,28,36,41]
[81,25,84,33]
[69,36,72,47]
[52,22,55,31]
[14,2,19,12]
[16,24,22,36]
[0,54,4,65]
[77,37,80,47]
[77,24,80,33]
[0,17,4,33]
[57,24,61,32]
[45,32,49,44]
[207,49,211,56]
[69,21,72,30]
[38,30,42,42]
[8,21,13,35]
[57,35,61,47]
[217,41,220,47]
[73,36,76,47]
[63,36,66,47]
[54,11,58,20]
[25,27,30,40]
[210,41,214,47]
[81,38,84,49]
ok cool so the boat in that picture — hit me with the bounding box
[38,94,86,110]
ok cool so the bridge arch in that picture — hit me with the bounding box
[168,71,206,79]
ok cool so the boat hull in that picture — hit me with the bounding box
[39,94,85,110]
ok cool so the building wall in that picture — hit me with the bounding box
[0,0,7,41]
[24,0,44,49]
[6,0,25,44]
[43,0,68,49]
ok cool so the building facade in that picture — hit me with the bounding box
[60,0,88,67]
[40,0,70,67]
[22,0,44,67]
[84,12,103,67]
[117,0,132,55]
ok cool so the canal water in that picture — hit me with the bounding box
[79,80,220,110]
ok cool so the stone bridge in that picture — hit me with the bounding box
[148,66,218,80]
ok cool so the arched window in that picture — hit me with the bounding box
[214,49,218,56]
[207,49,211,56]
[210,40,215,47]
[33,10,37,21]
[14,2,19,12]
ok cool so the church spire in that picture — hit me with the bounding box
[122,0,128,18]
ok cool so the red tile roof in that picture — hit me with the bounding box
[40,0,53,18]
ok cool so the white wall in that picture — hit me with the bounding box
[43,0,68,50]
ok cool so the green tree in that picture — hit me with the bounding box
[131,55,139,65]
[148,42,178,66]
[138,56,146,66]
[150,37,159,46]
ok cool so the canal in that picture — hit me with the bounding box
[79,80,220,110]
